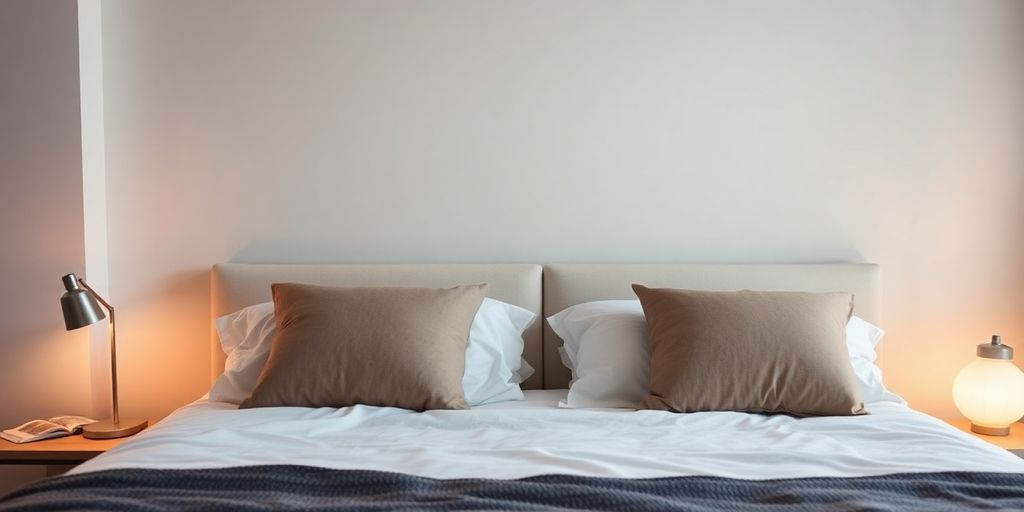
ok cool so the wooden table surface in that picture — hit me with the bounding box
[946,419,1024,451]
[0,434,129,465]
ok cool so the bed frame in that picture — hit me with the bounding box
[211,263,881,390]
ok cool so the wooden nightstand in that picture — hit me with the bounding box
[0,434,133,473]
[947,419,1024,458]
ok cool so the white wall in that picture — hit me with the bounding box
[78,0,113,420]
[97,0,1024,421]
[0,0,89,492]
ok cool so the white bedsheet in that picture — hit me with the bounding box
[74,390,1024,480]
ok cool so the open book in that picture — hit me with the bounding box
[0,416,97,444]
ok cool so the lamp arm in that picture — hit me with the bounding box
[77,278,120,425]
[76,278,114,313]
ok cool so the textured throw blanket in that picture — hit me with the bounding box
[2,466,1023,511]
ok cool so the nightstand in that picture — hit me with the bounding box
[0,434,135,476]
[947,419,1024,458]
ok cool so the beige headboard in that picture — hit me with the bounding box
[542,264,881,389]
[211,263,544,389]
[211,262,880,391]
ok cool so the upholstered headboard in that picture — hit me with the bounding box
[211,264,544,389]
[542,264,881,388]
[210,263,880,391]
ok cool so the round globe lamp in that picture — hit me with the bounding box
[952,335,1024,436]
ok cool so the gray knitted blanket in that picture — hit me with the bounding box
[2,466,1023,511]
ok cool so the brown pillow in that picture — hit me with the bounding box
[239,282,488,411]
[632,285,864,416]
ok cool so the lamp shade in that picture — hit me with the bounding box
[60,273,105,330]
[952,335,1024,436]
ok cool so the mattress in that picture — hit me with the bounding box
[73,390,1024,480]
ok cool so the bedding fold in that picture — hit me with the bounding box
[68,391,1024,480]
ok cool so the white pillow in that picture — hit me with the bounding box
[210,297,537,406]
[548,300,904,409]
[211,301,277,405]
[462,299,537,403]
[553,300,649,409]
[845,315,905,404]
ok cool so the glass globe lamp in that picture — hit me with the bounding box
[952,335,1024,436]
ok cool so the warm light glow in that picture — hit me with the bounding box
[952,357,1024,429]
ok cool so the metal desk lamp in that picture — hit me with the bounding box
[60,273,147,439]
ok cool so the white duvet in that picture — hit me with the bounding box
[74,390,1024,480]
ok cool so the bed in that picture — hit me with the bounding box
[2,263,1023,511]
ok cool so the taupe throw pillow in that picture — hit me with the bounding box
[633,285,864,416]
[240,282,488,411]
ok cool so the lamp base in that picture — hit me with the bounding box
[970,423,1010,436]
[82,418,148,439]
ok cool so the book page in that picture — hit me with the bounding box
[0,420,67,444]
[48,415,97,431]
[13,419,63,435]
[0,416,98,444]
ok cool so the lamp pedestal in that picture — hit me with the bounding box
[971,423,1010,437]
[83,418,148,439]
